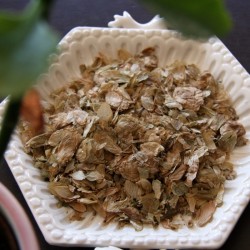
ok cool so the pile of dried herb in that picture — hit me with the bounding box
[20,48,247,230]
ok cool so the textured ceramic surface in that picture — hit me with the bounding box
[1,13,250,249]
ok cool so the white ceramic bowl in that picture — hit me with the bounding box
[1,13,250,249]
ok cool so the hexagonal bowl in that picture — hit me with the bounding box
[1,13,250,249]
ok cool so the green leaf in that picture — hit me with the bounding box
[140,0,232,38]
[0,21,58,98]
[0,0,58,99]
[0,0,42,51]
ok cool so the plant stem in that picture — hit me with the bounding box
[41,0,55,20]
[0,98,21,160]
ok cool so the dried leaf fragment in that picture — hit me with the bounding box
[196,201,216,227]
[173,86,204,111]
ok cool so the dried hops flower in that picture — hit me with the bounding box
[19,48,247,230]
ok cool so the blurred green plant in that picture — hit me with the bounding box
[0,0,58,99]
[0,0,232,159]
[140,0,232,38]
[0,0,58,157]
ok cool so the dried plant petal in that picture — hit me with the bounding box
[49,127,82,166]
[69,202,87,213]
[70,170,86,181]
[196,201,216,227]
[25,132,50,148]
[124,180,142,199]
[141,193,159,213]
[48,182,79,202]
[173,86,204,111]
[152,180,162,199]
[96,102,113,122]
